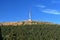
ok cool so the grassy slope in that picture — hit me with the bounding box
[1,24,60,40]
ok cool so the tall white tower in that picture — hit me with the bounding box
[28,10,32,22]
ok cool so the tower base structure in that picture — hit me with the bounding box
[28,19,32,22]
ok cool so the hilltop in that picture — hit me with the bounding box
[0,20,58,26]
[0,21,60,40]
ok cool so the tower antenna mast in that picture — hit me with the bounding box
[28,9,32,21]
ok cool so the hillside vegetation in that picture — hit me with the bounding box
[0,22,60,40]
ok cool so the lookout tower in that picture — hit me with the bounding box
[23,10,33,25]
[28,10,32,22]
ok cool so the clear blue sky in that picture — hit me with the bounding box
[0,0,60,24]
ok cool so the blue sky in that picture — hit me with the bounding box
[0,0,60,24]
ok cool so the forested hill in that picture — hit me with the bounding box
[0,21,60,40]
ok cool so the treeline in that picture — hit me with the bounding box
[0,24,60,40]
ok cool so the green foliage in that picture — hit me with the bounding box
[0,24,60,40]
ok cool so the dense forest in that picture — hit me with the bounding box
[0,23,60,40]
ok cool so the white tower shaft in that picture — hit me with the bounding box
[28,10,32,21]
